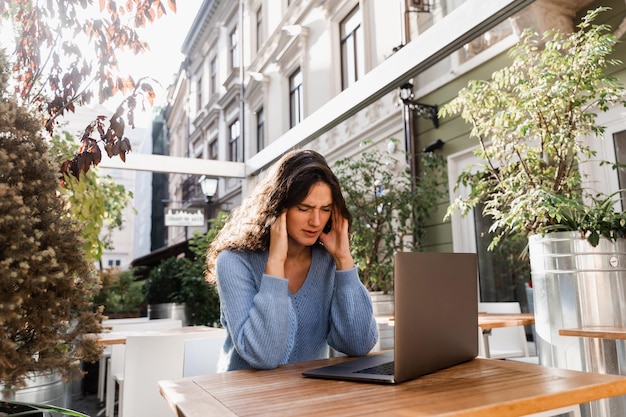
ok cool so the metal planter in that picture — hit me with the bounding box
[529,231,626,417]
[147,302,189,326]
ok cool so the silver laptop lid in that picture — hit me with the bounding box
[393,251,478,383]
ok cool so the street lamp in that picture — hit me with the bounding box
[199,176,219,202]
[399,82,438,128]
[199,176,219,230]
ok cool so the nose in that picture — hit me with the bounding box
[309,210,321,226]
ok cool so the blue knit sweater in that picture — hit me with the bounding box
[215,246,379,371]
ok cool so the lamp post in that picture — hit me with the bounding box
[199,176,219,229]
[398,81,441,246]
[398,81,439,180]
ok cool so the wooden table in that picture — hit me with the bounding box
[91,325,217,345]
[159,356,626,417]
[478,313,535,358]
[559,326,626,375]
[559,326,626,340]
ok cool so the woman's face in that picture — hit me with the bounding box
[285,181,333,247]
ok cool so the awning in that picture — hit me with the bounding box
[130,240,193,279]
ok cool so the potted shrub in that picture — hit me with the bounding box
[0,55,102,405]
[93,268,145,319]
[143,213,225,326]
[439,7,626,248]
[439,6,626,400]
[142,257,189,324]
[334,141,445,296]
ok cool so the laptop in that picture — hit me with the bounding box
[302,251,478,384]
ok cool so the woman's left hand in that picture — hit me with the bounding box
[318,207,354,270]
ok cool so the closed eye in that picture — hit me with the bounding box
[297,204,333,212]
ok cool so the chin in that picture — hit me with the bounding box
[299,236,320,247]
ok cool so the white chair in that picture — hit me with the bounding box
[478,302,534,360]
[116,327,226,417]
[104,319,182,417]
[97,317,150,401]
[102,317,150,327]
[182,330,227,377]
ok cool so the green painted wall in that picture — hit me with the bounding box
[418,0,626,252]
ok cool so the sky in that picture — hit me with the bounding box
[0,2,203,130]
[116,2,203,100]
[73,1,203,127]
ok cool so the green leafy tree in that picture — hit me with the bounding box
[334,142,446,293]
[49,132,134,265]
[440,7,626,249]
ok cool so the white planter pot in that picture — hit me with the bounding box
[369,291,394,352]
[369,291,394,317]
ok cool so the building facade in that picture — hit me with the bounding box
[164,0,626,310]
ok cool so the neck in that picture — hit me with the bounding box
[286,240,312,262]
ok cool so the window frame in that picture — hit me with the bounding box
[340,5,364,91]
[228,119,241,162]
[289,67,303,128]
[230,27,239,70]
[256,107,265,152]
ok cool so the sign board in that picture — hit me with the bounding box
[164,208,205,227]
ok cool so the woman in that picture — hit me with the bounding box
[206,149,378,371]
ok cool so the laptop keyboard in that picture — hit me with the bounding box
[354,361,395,375]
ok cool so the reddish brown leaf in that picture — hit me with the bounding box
[104,142,113,158]
[112,140,121,156]
[112,117,125,140]
[92,143,102,166]
[120,137,132,153]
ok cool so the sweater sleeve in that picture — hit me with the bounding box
[327,267,379,356]
[216,251,296,369]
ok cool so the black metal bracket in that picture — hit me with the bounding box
[400,82,439,129]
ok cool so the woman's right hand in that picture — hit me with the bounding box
[265,211,288,277]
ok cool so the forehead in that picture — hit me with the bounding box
[300,182,333,205]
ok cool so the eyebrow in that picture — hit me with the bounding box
[299,203,333,209]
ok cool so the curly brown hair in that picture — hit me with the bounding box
[206,149,351,283]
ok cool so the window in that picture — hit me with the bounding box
[107,259,121,267]
[256,107,264,152]
[196,77,203,112]
[456,20,513,65]
[472,201,530,303]
[256,6,263,52]
[229,119,241,162]
[340,6,364,90]
[289,68,303,128]
[209,140,218,160]
[210,57,217,95]
[230,27,239,70]
[613,130,626,210]
[448,149,531,313]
